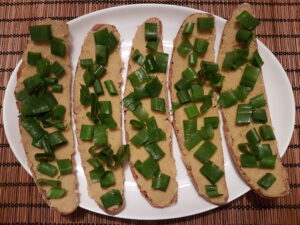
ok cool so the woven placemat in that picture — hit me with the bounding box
[0,0,299,224]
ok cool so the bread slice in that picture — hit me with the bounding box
[217,3,289,197]
[73,24,125,214]
[124,18,178,207]
[170,14,228,205]
[15,20,78,214]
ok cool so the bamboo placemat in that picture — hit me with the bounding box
[0,0,299,224]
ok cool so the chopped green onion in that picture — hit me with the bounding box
[107,31,118,53]
[134,157,160,179]
[218,90,238,108]
[199,124,214,140]
[89,167,105,183]
[130,119,145,130]
[29,24,51,41]
[128,67,149,87]
[238,143,251,154]
[184,104,200,119]
[175,78,191,90]
[177,89,191,104]
[233,86,250,101]
[94,28,108,45]
[34,153,55,162]
[204,117,219,129]
[194,38,209,55]
[93,79,104,95]
[184,131,203,150]
[188,52,197,67]
[80,85,92,106]
[177,38,193,56]
[222,48,249,70]
[259,125,276,141]
[236,29,253,44]
[182,67,198,81]
[100,171,115,188]
[80,59,93,69]
[200,161,224,184]
[16,89,29,101]
[200,95,212,114]
[100,189,123,209]
[236,11,260,31]
[44,77,57,85]
[240,64,260,90]
[134,85,150,100]
[36,58,50,77]
[183,119,197,139]
[56,159,72,175]
[104,80,118,95]
[191,84,204,102]
[145,23,158,41]
[200,61,219,75]
[240,154,257,167]
[152,173,170,191]
[236,104,252,125]
[183,22,195,34]
[144,54,157,73]
[206,185,223,198]
[259,154,276,169]
[22,117,47,140]
[197,17,214,30]
[144,143,165,161]
[252,108,268,123]
[37,179,61,188]
[146,117,158,129]
[132,49,142,61]
[51,61,65,77]
[87,158,103,169]
[37,162,57,177]
[99,101,112,115]
[146,39,159,52]
[99,114,117,129]
[256,144,272,161]
[93,125,107,146]
[95,44,107,65]
[148,128,166,143]
[46,187,66,199]
[28,52,42,66]
[257,173,276,189]
[80,125,94,140]
[123,93,138,110]
[250,94,266,108]
[130,129,149,147]
[52,84,63,93]
[194,141,217,163]
[155,52,168,73]
[48,131,67,148]
[151,97,166,113]
[133,105,149,121]
[94,65,106,79]
[51,37,65,57]
[251,50,264,67]
[246,128,261,145]
[145,76,162,98]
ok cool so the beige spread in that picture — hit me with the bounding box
[170,14,228,205]
[217,4,289,197]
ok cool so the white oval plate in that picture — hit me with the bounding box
[3,4,295,220]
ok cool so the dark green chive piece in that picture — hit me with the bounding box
[134,157,160,179]
[256,144,273,161]
[155,52,169,73]
[145,23,158,41]
[28,52,42,66]
[130,129,149,147]
[145,76,162,98]
[240,154,257,168]
[184,131,203,150]
[94,28,108,45]
[238,143,251,154]
[252,108,268,123]
[259,155,276,169]
[236,104,252,125]
[257,173,276,190]
[83,69,95,86]
[200,161,224,184]
[37,179,61,188]
[246,128,261,145]
[80,85,92,106]
[93,125,107,146]
[204,117,219,129]
[93,79,104,95]
[259,125,276,141]
[80,125,94,141]
[191,83,204,102]
[104,80,118,95]
[95,44,108,65]
[87,158,103,169]
[48,131,67,149]
[188,52,198,67]
[107,31,118,53]
[175,78,191,90]
[36,58,50,77]
[51,37,65,57]
[240,64,260,90]
[194,141,217,163]
[233,86,250,101]
[94,65,107,79]
[37,162,57,177]
[99,101,112,115]
[134,85,150,100]
[133,105,149,121]
[250,94,266,108]
[50,61,65,77]
[183,118,197,139]
[144,143,165,161]
[80,59,93,69]
[183,22,195,35]
[146,39,159,52]
[251,50,264,67]
[236,29,253,44]
[130,119,145,130]
[89,167,105,183]
[144,54,157,73]
[100,171,116,188]
[182,67,198,81]
[200,61,219,75]
[222,48,249,70]
[128,67,149,87]
[197,17,214,30]
[29,24,51,41]
[148,128,166,143]
[152,173,170,191]
[193,38,209,54]
[236,10,260,31]
[206,185,223,198]
[184,104,200,119]
[146,117,158,129]
[56,159,72,175]
[52,84,63,93]
[218,90,238,108]
[46,187,66,199]
[200,95,212,114]
[177,38,193,56]
[151,97,166,113]
[100,189,123,209]
[177,89,191,104]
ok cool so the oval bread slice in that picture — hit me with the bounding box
[217,4,289,197]
[124,18,178,207]
[73,24,125,214]
[15,20,79,214]
[170,14,229,205]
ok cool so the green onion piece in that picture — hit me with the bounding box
[146,39,159,52]
[114,144,130,165]
[210,74,224,90]
[93,79,104,95]
[94,28,108,45]
[37,162,57,177]
[128,67,150,87]
[107,31,118,53]
[134,157,160,179]
[130,119,145,130]
[48,131,67,148]
[236,29,253,44]
[193,38,209,55]
[37,179,61,188]
[250,94,267,108]
[148,128,166,143]
[177,38,193,56]
[238,143,251,154]
[93,125,107,146]
[43,91,58,109]
[39,135,52,154]
[172,102,182,111]
[194,141,217,163]
[80,85,92,106]
[89,167,105,183]
[175,78,191,90]
[34,152,55,162]
[251,50,264,67]
[134,85,150,100]
[133,105,149,121]
[28,52,42,66]
[200,161,224,184]
[144,54,157,73]
[123,93,138,110]
[100,171,115,188]
[52,84,63,93]
[80,59,93,69]
[95,44,107,65]
[99,101,112,115]
[145,76,162,98]
[80,125,94,140]
[222,48,249,70]
[240,64,260,90]
[132,49,143,63]
[144,143,165,161]
[197,17,214,30]
[204,117,219,129]
[130,129,149,147]
[87,158,103,169]
[259,155,276,169]
[206,185,223,198]
[259,125,276,141]
[200,95,212,114]
[233,86,250,101]
[56,159,72,175]
[22,117,47,140]
[152,173,170,191]
[236,104,252,125]
[246,128,261,145]
[99,114,117,129]
[100,189,123,209]
[36,58,50,77]
[184,104,200,119]
[146,117,158,129]
[145,23,157,41]
[20,96,51,116]
[177,89,191,104]
[200,61,219,75]
[236,10,260,31]
[252,108,268,123]
[199,124,214,140]
[183,22,195,34]
[256,144,272,161]
[218,90,238,108]
[16,89,29,101]
[183,118,197,139]
[51,61,65,77]
[46,187,66,199]
[93,65,106,79]
[51,37,65,57]
[257,173,276,189]
[97,147,113,164]
[155,52,169,73]
[184,131,203,150]
[44,77,57,85]
[151,97,166,113]
[182,67,198,81]
[240,154,257,167]
[104,80,118,95]
[29,24,51,41]
[188,52,197,67]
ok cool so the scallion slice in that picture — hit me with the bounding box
[51,37,65,57]
[193,38,209,55]
[188,52,197,67]
[107,31,118,53]
[233,86,250,101]
[259,125,276,141]
[28,52,42,66]
[37,179,61,188]
[46,187,66,199]
[256,144,272,161]
[145,76,162,97]
[100,189,123,209]
[100,171,116,188]
[175,78,191,90]
[194,141,217,163]
[200,61,219,75]
[177,89,191,104]
[89,167,105,183]
[240,154,257,167]
[51,61,65,77]
[151,97,166,113]
[130,129,149,147]
[93,79,104,95]
[218,90,238,108]
[133,85,150,100]
[148,128,166,143]
[29,24,51,41]
[34,153,55,162]
[190,84,204,102]
[134,157,160,179]
[246,128,261,145]
[22,117,47,140]
[250,94,266,108]
[252,108,268,123]
[80,58,93,69]
[184,104,200,119]
[94,65,107,79]
[94,28,108,45]
[104,80,118,95]
[177,38,193,56]
[152,173,170,191]
[80,124,94,141]
[56,159,72,175]
[146,117,158,129]
[95,44,107,65]
[133,105,149,121]
[200,95,212,114]
[197,17,214,30]
[236,104,252,125]
[184,131,203,150]
[259,154,276,169]
[48,131,67,148]
[128,67,150,87]
[44,77,57,85]
[236,29,253,44]
[155,52,168,73]
[182,67,198,81]
[183,118,197,139]
[200,161,224,184]
[37,58,50,77]
[204,117,219,129]
[206,185,223,198]
[37,162,57,177]
[144,143,165,161]
[145,23,158,41]
[87,158,103,169]
[146,39,159,52]
[93,125,107,146]
[257,173,276,189]
[144,54,157,73]
[183,22,195,34]
[130,119,145,130]
[99,101,112,115]
[251,50,264,67]
[240,64,260,90]
[236,11,260,31]
[222,48,249,70]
